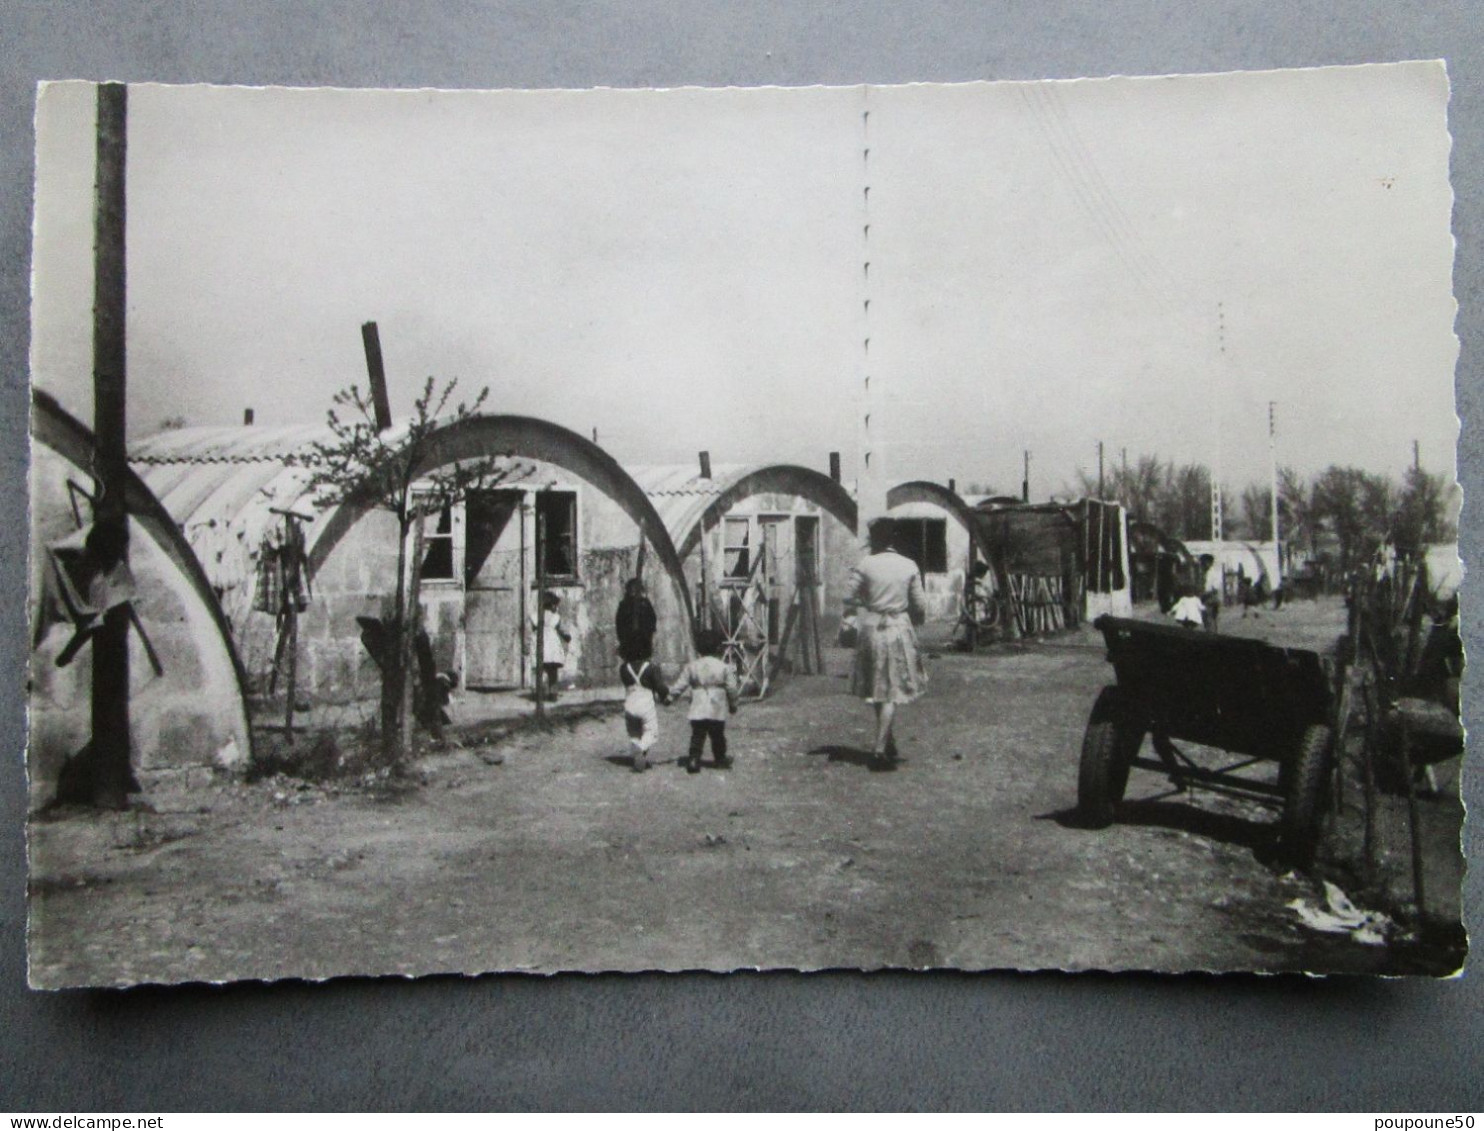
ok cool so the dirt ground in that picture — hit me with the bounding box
[27,597,1466,986]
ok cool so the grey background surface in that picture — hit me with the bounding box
[2,1,1479,1112]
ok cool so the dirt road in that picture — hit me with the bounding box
[27,599,1461,986]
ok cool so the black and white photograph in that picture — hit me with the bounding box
[26,64,1464,987]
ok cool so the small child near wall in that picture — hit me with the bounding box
[530,590,572,702]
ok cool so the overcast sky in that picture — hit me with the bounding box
[31,64,1458,501]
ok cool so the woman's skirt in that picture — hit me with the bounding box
[851,612,927,704]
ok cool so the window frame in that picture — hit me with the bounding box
[412,494,461,587]
[721,515,753,584]
[534,489,580,583]
[889,517,948,574]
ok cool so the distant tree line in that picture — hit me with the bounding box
[1070,457,1457,573]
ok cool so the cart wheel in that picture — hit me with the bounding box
[1281,722,1333,866]
[1078,685,1144,828]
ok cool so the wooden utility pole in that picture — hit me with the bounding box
[1269,401,1281,581]
[534,494,546,720]
[400,508,426,756]
[91,82,132,809]
[1022,450,1030,502]
[361,321,393,432]
[1097,440,1104,500]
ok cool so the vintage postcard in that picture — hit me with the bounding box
[26,64,1463,986]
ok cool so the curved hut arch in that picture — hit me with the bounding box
[306,414,695,629]
[31,387,256,763]
[886,479,990,565]
[670,465,859,560]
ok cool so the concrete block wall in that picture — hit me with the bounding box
[28,450,251,808]
[264,471,693,699]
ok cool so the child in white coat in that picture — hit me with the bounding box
[530,591,572,702]
[673,628,741,773]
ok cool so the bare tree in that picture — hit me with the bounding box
[1161,462,1213,541]
[1071,454,1215,539]
[1237,482,1272,541]
[1071,454,1166,523]
[1309,465,1395,575]
[1276,466,1314,554]
[294,376,516,765]
[1395,465,1458,552]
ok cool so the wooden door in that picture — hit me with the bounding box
[463,490,524,688]
[759,516,792,644]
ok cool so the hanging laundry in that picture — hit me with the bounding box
[35,521,137,659]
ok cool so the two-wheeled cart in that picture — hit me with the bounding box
[1078,615,1336,863]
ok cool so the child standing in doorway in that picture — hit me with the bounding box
[673,628,740,773]
[531,590,571,702]
[620,657,671,772]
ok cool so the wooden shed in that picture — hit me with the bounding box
[971,498,1133,633]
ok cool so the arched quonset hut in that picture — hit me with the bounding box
[883,481,990,624]
[1182,540,1280,602]
[1128,520,1199,609]
[630,462,859,649]
[130,416,693,702]
[29,390,253,808]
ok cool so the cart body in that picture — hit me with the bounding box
[1095,615,1332,756]
[1079,615,1336,862]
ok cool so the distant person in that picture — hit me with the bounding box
[620,657,671,773]
[1202,586,1222,632]
[1251,575,1269,617]
[530,590,571,702]
[615,576,658,663]
[1198,556,1220,631]
[1169,584,1206,630]
[957,560,996,649]
[967,561,994,619]
[1238,575,1257,619]
[673,627,740,773]
[846,519,928,770]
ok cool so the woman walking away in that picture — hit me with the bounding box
[620,657,671,772]
[674,627,740,773]
[847,519,928,770]
[530,590,571,702]
[616,577,658,663]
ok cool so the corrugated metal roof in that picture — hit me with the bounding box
[129,422,539,614]
[627,463,750,546]
[130,422,335,465]
[628,462,861,551]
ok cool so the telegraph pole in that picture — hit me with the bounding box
[856,94,887,522]
[91,82,132,809]
[1022,450,1030,502]
[1269,401,1282,581]
[1097,440,1105,500]
[1211,301,1226,542]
